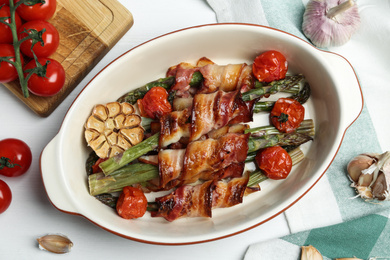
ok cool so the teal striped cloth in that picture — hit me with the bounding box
[206,0,390,258]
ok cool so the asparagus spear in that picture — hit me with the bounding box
[99,132,160,175]
[241,74,304,102]
[89,163,159,196]
[252,81,311,113]
[117,71,204,104]
[90,142,307,197]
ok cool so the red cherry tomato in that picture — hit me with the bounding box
[255,146,292,180]
[138,86,172,120]
[18,20,59,58]
[14,0,56,21]
[24,58,65,96]
[0,0,9,5]
[253,50,288,83]
[92,157,108,174]
[116,186,147,219]
[0,5,22,44]
[270,98,305,133]
[0,138,32,177]
[0,44,23,83]
[0,180,12,214]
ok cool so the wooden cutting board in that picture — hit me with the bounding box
[3,0,133,117]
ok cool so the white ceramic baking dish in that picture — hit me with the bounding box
[40,23,363,245]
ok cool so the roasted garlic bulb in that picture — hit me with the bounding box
[85,102,144,158]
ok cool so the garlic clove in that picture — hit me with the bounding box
[37,234,73,254]
[347,151,390,201]
[302,0,360,48]
[347,154,377,183]
[335,258,363,260]
[301,245,323,260]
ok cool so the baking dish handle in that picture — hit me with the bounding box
[320,51,364,128]
[40,136,78,214]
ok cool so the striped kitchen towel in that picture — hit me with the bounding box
[206,0,390,258]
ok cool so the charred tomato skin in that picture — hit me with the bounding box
[270,97,305,133]
[116,186,148,219]
[252,50,288,83]
[138,86,172,120]
[255,146,292,180]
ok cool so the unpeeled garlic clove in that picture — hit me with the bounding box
[37,234,73,254]
[301,245,323,260]
[347,151,390,201]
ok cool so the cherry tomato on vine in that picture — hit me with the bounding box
[253,50,288,83]
[0,180,12,214]
[255,146,292,180]
[0,0,9,6]
[18,20,59,58]
[137,86,172,120]
[0,5,22,44]
[0,138,32,177]
[14,0,56,21]
[270,98,305,133]
[24,57,65,96]
[116,186,147,219]
[0,44,23,83]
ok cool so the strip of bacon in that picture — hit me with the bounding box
[198,63,252,93]
[159,108,191,148]
[151,173,249,222]
[167,58,253,99]
[158,132,249,189]
[190,89,253,141]
[182,132,249,183]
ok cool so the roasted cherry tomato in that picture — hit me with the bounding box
[0,138,32,177]
[18,20,59,58]
[0,44,23,83]
[253,50,288,83]
[0,180,12,213]
[14,0,56,21]
[24,57,65,96]
[0,5,22,44]
[138,86,172,120]
[116,186,148,219]
[270,98,305,133]
[255,146,292,180]
[91,157,108,174]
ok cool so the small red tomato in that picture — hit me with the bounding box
[116,186,147,219]
[0,44,23,83]
[18,20,59,58]
[92,157,108,174]
[14,0,56,21]
[253,50,288,83]
[0,179,12,213]
[0,138,32,177]
[138,86,172,119]
[270,98,305,133]
[0,0,9,5]
[0,5,22,44]
[24,58,65,96]
[255,146,292,180]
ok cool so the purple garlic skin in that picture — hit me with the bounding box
[347,152,390,200]
[302,0,361,48]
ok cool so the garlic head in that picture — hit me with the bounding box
[302,0,360,48]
